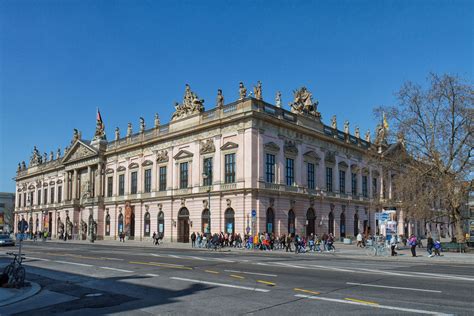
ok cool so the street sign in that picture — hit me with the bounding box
[251,210,256,217]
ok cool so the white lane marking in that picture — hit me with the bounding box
[189,256,206,261]
[27,257,50,262]
[295,294,452,315]
[408,271,474,282]
[224,270,277,277]
[168,255,181,259]
[170,277,270,293]
[149,254,164,257]
[346,282,442,293]
[54,260,93,267]
[103,257,124,261]
[100,267,134,273]
[210,258,235,263]
[146,273,160,277]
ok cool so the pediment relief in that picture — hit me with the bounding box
[303,151,320,161]
[129,162,139,169]
[264,142,280,152]
[325,151,336,163]
[62,141,97,163]
[57,179,63,184]
[200,139,216,155]
[351,164,360,172]
[338,161,348,169]
[142,160,153,167]
[174,149,194,160]
[105,168,114,174]
[156,150,169,163]
[284,140,298,155]
[220,142,239,151]
[28,184,35,190]
[117,166,126,172]
[49,181,55,185]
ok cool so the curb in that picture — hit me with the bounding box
[0,281,41,307]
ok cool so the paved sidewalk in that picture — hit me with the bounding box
[20,239,474,264]
[0,281,41,307]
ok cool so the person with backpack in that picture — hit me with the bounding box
[408,234,417,257]
[427,235,434,257]
[191,232,196,248]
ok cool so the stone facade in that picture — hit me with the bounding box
[13,88,424,242]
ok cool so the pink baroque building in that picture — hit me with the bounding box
[14,84,421,242]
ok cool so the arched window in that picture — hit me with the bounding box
[354,213,359,236]
[105,214,111,236]
[288,209,295,236]
[306,208,315,236]
[118,213,124,234]
[144,212,151,237]
[224,208,235,234]
[266,208,274,234]
[328,211,334,235]
[202,209,210,234]
[340,212,346,238]
[158,211,164,235]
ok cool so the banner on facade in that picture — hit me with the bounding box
[125,203,133,237]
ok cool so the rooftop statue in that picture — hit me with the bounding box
[49,151,54,161]
[253,81,262,100]
[43,152,48,163]
[115,127,120,140]
[289,87,320,118]
[355,126,360,138]
[139,117,145,133]
[216,89,224,108]
[21,161,26,170]
[375,113,389,145]
[72,129,79,143]
[93,109,106,141]
[154,113,160,128]
[365,129,371,142]
[29,146,42,166]
[56,148,61,160]
[238,82,247,100]
[344,120,349,134]
[171,84,205,121]
[275,91,282,108]
[331,115,337,129]
[127,123,132,137]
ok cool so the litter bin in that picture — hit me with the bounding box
[343,238,352,245]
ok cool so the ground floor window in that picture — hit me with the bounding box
[225,208,235,234]
[288,210,295,236]
[158,211,164,235]
[144,212,151,237]
[266,208,274,233]
[105,214,110,236]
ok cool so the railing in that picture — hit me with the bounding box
[199,186,213,193]
[220,183,237,190]
[284,185,298,192]
[264,183,280,190]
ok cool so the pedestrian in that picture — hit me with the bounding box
[433,240,441,256]
[427,235,434,257]
[390,235,398,256]
[322,233,328,251]
[408,234,417,257]
[191,232,196,248]
[286,234,292,252]
[356,233,364,248]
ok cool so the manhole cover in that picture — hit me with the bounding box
[85,293,103,297]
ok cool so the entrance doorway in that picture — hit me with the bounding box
[340,212,346,238]
[177,207,190,243]
[225,208,235,234]
[306,208,315,236]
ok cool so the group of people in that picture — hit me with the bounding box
[152,232,164,245]
[190,232,244,249]
[388,234,442,257]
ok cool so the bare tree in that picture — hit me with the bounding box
[375,73,473,241]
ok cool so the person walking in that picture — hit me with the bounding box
[356,233,364,248]
[408,234,417,257]
[191,232,196,248]
[427,235,434,257]
[433,240,442,256]
[390,235,398,256]
[286,234,292,252]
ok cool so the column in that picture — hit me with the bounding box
[72,169,78,200]
[98,163,103,197]
[87,166,92,196]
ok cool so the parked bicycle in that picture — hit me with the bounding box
[3,252,26,287]
[365,243,389,257]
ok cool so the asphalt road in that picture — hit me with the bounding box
[1,242,473,315]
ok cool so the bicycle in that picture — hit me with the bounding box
[3,252,26,287]
[365,243,389,257]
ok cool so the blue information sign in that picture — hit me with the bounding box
[251,210,257,217]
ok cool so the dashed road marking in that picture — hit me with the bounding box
[295,294,451,315]
[170,277,270,292]
[146,273,160,277]
[294,288,320,295]
[205,270,220,274]
[26,257,50,262]
[129,261,193,270]
[230,274,245,279]
[54,260,93,267]
[346,282,442,293]
[257,280,276,286]
[100,266,134,273]
[224,270,277,277]
[345,298,378,305]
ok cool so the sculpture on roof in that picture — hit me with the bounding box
[238,82,247,100]
[331,115,337,129]
[253,81,262,100]
[365,130,371,142]
[355,126,360,138]
[154,113,160,128]
[139,117,145,133]
[171,84,205,121]
[56,148,61,160]
[344,121,349,134]
[93,109,106,141]
[72,129,79,143]
[275,91,282,107]
[127,123,132,137]
[289,87,320,118]
[216,89,224,108]
[21,161,26,170]
[115,127,120,140]
[29,146,41,166]
[43,152,48,163]
[49,151,54,161]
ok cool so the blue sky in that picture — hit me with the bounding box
[0,0,472,192]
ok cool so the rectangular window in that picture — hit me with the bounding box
[326,167,333,192]
[351,173,357,196]
[44,188,48,205]
[286,158,294,186]
[130,171,138,194]
[224,154,236,183]
[180,162,188,189]
[118,174,125,196]
[107,176,113,197]
[265,154,275,183]
[37,190,41,205]
[159,166,167,191]
[307,162,315,189]
[144,169,152,193]
[362,175,368,198]
[203,157,213,186]
[372,177,377,198]
[57,186,62,203]
[50,187,55,204]
[339,170,346,194]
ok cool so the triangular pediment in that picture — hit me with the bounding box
[220,142,239,151]
[303,150,321,161]
[264,142,280,152]
[174,149,194,160]
[62,140,98,163]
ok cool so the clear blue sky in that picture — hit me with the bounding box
[0,0,472,192]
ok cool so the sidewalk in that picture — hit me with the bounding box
[21,239,474,264]
[0,282,41,307]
